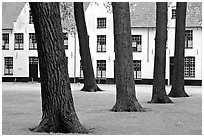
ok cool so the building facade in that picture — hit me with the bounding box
[2,2,202,85]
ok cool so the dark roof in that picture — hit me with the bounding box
[2,2,26,29]
[2,2,202,29]
[130,2,156,27]
[186,2,202,27]
[83,2,90,11]
[130,2,202,27]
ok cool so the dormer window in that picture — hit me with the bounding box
[171,9,176,19]
[97,18,106,28]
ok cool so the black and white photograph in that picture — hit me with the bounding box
[1,1,202,135]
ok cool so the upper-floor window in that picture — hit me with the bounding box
[97,35,106,52]
[96,60,106,78]
[2,33,9,50]
[172,9,176,19]
[63,33,68,50]
[184,57,195,77]
[14,33,24,50]
[133,60,141,79]
[4,57,13,75]
[185,30,193,49]
[132,35,142,52]
[29,10,33,24]
[97,18,106,28]
[29,33,37,50]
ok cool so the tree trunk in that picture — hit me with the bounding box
[168,2,189,97]
[111,2,144,112]
[149,2,173,103]
[29,2,87,133]
[74,2,101,92]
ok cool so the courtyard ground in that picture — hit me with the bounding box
[2,82,202,135]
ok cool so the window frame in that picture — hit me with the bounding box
[133,60,141,79]
[97,35,106,52]
[29,33,37,50]
[96,60,106,78]
[29,10,33,24]
[184,57,195,77]
[171,9,176,19]
[4,57,13,75]
[132,35,142,52]
[185,30,193,49]
[2,33,9,50]
[63,33,68,50]
[97,18,106,29]
[14,33,24,50]
[80,60,83,78]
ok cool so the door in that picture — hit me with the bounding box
[169,57,174,85]
[29,57,38,81]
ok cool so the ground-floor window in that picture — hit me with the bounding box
[133,60,141,79]
[184,57,195,77]
[80,60,83,78]
[96,60,106,78]
[29,57,38,64]
[4,57,13,75]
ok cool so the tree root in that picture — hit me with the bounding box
[81,85,102,92]
[168,91,189,97]
[148,96,173,103]
[111,101,146,112]
[29,118,88,134]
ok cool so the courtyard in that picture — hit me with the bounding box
[2,82,202,135]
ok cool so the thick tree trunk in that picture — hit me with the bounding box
[149,2,173,103]
[168,2,189,97]
[74,2,101,92]
[29,2,87,133]
[111,2,144,112]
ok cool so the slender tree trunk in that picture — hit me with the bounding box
[29,2,87,133]
[149,2,173,103]
[168,2,189,97]
[111,2,144,112]
[74,2,101,92]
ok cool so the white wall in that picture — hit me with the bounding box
[2,2,202,83]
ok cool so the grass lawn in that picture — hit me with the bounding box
[2,82,202,135]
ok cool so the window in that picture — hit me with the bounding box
[29,57,38,64]
[4,57,13,75]
[14,33,24,50]
[184,57,195,77]
[185,30,193,48]
[66,57,68,67]
[133,60,141,79]
[80,60,83,78]
[63,33,68,50]
[29,33,37,50]
[29,10,33,24]
[2,33,9,50]
[172,9,176,19]
[97,18,106,28]
[96,60,106,78]
[97,35,106,52]
[132,35,142,52]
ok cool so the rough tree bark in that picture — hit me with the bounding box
[148,2,173,103]
[29,2,87,133]
[111,2,144,112]
[168,2,189,97]
[74,2,102,92]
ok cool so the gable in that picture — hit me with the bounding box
[2,2,26,29]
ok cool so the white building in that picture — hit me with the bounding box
[2,2,202,86]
